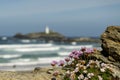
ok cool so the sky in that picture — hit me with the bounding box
[0,0,120,37]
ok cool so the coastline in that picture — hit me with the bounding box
[0,67,53,80]
[0,64,51,71]
[0,26,119,80]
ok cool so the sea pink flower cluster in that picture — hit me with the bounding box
[50,47,114,80]
[65,57,70,62]
[68,47,94,59]
[51,60,58,66]
[64,60,114,80]
[69,50,83,59]
[51,47,94,67]
[58,60,65,66]
[51,60,65,67]
[52,70,59,77]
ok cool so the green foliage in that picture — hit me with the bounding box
[51,48,114,80]
[100,71,112,80]
[91,76,99,80]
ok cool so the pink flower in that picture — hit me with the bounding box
[85,48,94,54]
[69,52,74,58]
[69,50,83,59]
[53,71,59,77]
[81,47,86,52]
[84,77,89,80]
[70,72,76,80]
[51,60,58,66]
[78,74,84,79]
[69,50,77,58]
[101,63,107,67]
[65,57,70,62]
[58,60,65,66]
[74,67,79,72]
[98,75,103,80]
[73,54,79,59]
[100,68,106,72]
[78,51,83,56]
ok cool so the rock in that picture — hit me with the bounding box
[91,26,120,78]
[101,26,120,63]
[14,33,29,39]
[91,51,111,63]
[14,31,65,39]
[34,67,42,73]
[13,30,100,43]
[34,67,54,73]
[89,50,120,78]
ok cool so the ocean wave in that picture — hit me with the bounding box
[0,43,53,49]
[13,47,60,52]
[61,45,93,49]
[0,61,40,66]
[38,57,65,63]
[10,58,31,63]
[0,54,22,59]
[0,44,94,52]
[0,57,64,66]
[58,51,71,56]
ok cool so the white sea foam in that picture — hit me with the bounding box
[58,51,71,56]
[20,39,31,43]
[0,61,39,66]
[38,57,65,63]
[0,42,100,71]
[0,62,39,66]
[0,54,22,59]
[10,58,31,63]
[1,37,7,40]
[13,47,60,52]
[0,43,53,49]
[0,57,62,67]
[61,45,93,49]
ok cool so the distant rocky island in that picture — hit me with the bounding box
[13,26,100,43]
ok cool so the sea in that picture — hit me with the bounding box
[0,36,101,71]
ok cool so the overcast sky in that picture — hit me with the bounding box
[0,0,120,37]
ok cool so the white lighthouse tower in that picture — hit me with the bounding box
[45,25,50,34]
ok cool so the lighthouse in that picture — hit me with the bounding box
[45,25,50,34]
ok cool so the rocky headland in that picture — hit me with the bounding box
[101,26,120,63]
[13,29,100,43]
[13,31,66,42]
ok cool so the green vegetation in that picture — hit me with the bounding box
[51,48,114,80]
